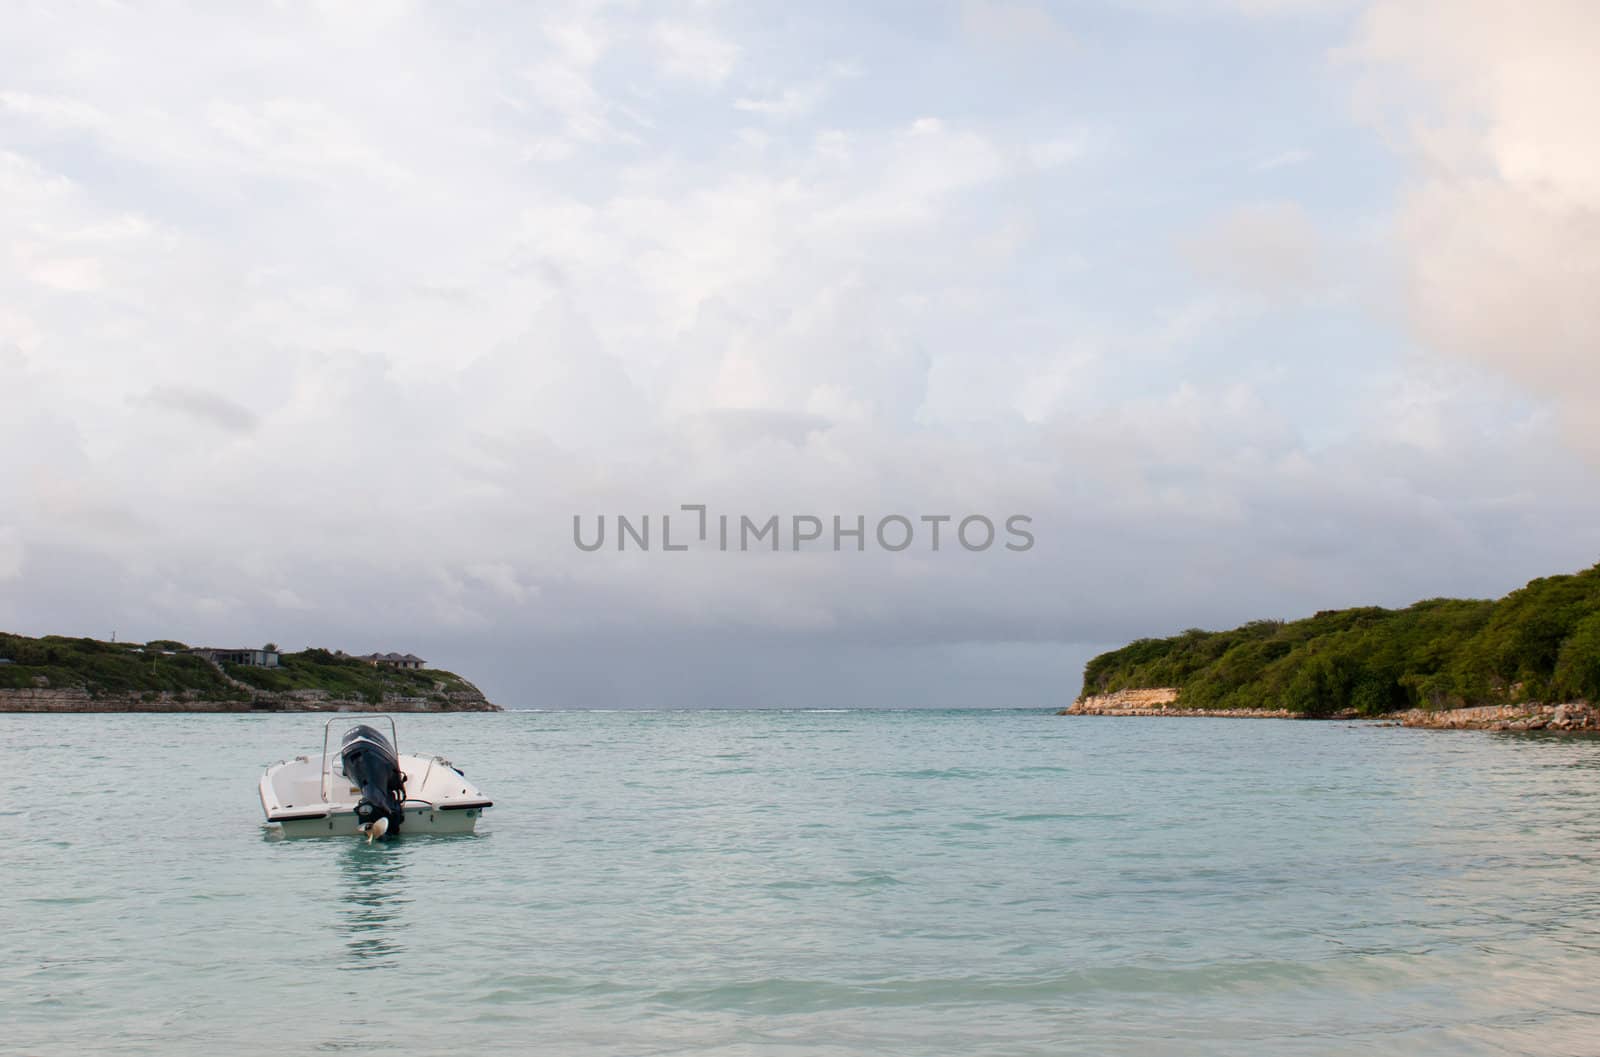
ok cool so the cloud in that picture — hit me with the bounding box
[520,14,640,150]
[734,89,820,121]
[1230,0,1359,14]
[0,527,22,582]
[138,385,260,435]
[0,90,109,132]
[652,22,739,86]
[734,65,858,122]
[0,1,1596,706]
[1181,201,1326,299]
[960,0,1073,50]
[1253,149,1312,171]
[205,99,402,187]
[1027,135,1089,170]
[1350,0,1600,462]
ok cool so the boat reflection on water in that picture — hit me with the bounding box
[338,843,412,970]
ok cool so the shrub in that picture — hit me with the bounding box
[1077,563,1600,715]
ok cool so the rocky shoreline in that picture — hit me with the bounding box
[1061,687,1597,731]
[0,686,500,713]
[1389,702,1597,732]
[1062,690,1308,720]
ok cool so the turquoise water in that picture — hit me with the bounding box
[3,710,1600,1056]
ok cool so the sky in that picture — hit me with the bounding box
[2,0,1598,708]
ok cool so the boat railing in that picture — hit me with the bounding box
[407,755,436,803]
[320,713,399,804]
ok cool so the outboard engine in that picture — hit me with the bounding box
[340,724,405,836]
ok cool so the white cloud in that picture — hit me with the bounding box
[961,0,1073,49]
[1253,149,1311,171]
[0,90,109,131]
[1231,0,1358,13]
[1027,134,1090,170]
[205,99,404,186]
[1182,201,1326,299]
[1350,0,1600,462]
[734,64,858,122]
[734,85,825,120]
[652,21,738,86]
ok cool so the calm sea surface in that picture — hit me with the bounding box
[3,710,1599,1056]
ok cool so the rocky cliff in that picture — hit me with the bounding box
[1061,688,1303,719]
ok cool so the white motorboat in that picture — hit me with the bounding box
[260,714,492,838]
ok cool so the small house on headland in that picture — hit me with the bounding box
[192,645,281,668]
[353,652,427,670]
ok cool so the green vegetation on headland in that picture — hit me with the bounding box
[224,649,475,703]
[0,635,243,698]
[1079,563,1600,717]
[0,633,484,708]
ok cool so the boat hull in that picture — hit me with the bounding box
[274,804,485,838]
[260,726,493,838]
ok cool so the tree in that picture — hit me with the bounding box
[1553,614,1600,703]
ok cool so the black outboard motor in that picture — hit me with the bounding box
[340,724,405,835]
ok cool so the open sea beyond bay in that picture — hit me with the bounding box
[3,709,1599,1056]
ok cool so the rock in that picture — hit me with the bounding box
[1062,688,1308,719]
